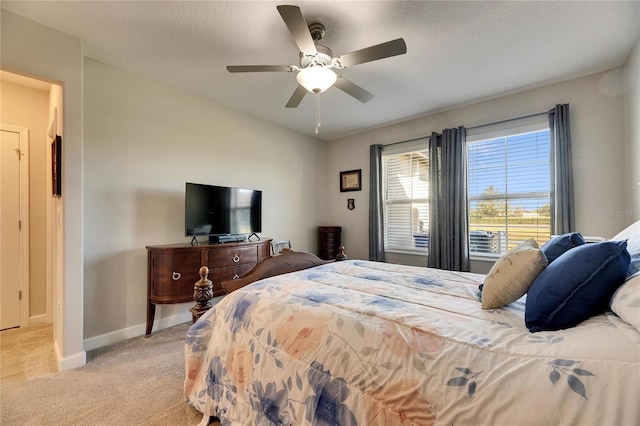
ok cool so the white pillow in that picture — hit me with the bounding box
[481,239,548,310]
[610,272,640,332]
[612,220,640,279]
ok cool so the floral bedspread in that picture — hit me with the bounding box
[184,260,639,425]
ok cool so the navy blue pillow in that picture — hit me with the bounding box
[525,240,630,332]
[540,232,586,264]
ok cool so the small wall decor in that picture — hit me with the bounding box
[52,135,62,197]
[347,198,355,210]
[340,169,362,192]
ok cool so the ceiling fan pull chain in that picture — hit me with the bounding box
[315,93,321,134]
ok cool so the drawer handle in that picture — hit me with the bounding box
[232,274,239,280]
[233,255,240,263]
[172,272,181,281]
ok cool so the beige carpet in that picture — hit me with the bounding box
[0,322,219,426]
[1,324,58,384]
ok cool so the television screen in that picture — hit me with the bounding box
[185,182,262,237]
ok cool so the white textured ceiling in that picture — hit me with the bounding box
[2,1,639,141]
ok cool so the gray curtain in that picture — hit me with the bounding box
[369,144,385,261]
[428,127,470,271]
[549,104,575,234]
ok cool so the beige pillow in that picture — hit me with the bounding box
[609,272,640,332]
[481,238,548,309]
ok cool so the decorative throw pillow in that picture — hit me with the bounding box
[610,272,640,333]
[540,232,585,264]
[525,240,631,332]
[612,220,640,279]
[481,239,548,310]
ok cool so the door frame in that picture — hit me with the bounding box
[1,124,30,327]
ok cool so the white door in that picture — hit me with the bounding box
[1,128,23,330]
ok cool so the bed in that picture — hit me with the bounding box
[184,224,640,425]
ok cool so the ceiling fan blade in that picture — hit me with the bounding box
[277,5,317,55]
[226,65,294,73]
[334,76,374,103]
[336,38,407,68]
[286,84,307,108]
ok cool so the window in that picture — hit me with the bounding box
[467,122,551,256]
[382,141,429,253]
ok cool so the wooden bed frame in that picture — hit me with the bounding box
[190,247,347,321]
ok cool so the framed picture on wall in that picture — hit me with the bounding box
[340,169,361,192]
[52,135,61,197]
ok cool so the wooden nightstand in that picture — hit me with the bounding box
[317,226,342,260]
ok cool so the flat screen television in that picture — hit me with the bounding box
[185,182,262,243]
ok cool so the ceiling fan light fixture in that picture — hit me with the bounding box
[296,65,337,93]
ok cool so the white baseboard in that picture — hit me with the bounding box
[82,311,192,352]
[29,313,48,325]
[54,340,86,371]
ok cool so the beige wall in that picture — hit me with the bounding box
[0,80,49,319]
[83,58,327,338]
[326,70,631,272]
[623,37,640,219]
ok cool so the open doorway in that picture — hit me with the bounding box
[0,70,60,332]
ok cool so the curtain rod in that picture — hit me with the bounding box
[382,109,549,146]
[467,110,548,131]
[383,135,429,148]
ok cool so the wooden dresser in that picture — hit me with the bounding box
[317,226,342,260]
[145,239,271,335]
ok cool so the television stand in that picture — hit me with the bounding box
[247,232,260,241]
[145,238,272,335]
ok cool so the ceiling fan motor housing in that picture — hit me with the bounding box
[298,22,334,69]
[300,44,334,68]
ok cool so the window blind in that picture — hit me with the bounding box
[467,129,551,255]
[383,148,429,252]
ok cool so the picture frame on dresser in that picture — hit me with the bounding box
[340,169,361,192]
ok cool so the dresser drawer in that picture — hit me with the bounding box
[207,246,257,268]
[215,264,256,282]
[321,234,338,242]
[149,251,201,302]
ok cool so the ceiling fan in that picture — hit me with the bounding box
[226,5,407,108]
